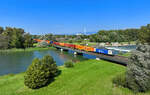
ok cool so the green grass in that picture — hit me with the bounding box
[0,60,149,95]
[118,52,131,57]
[0,47,56,53]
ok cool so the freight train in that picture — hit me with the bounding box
[34,39,113,55]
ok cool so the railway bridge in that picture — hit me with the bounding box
[53,45,128,66]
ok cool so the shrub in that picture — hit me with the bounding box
[37,40,49,48]
[64,61,74,68]
[24,55,58,89]
[112,73,127,87]
[126,45,150,92]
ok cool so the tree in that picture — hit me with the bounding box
[2,27,13,36]
[0,27,4,34]
[45,33,53,40]
[0,35,9,49]
[126,45,150,92]
[24,55,58,89]
[23,33,33,48]
[0,26,33,49]
[139,25,150,44]
[10,29,21,48]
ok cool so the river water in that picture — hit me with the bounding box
[0,49,94,76]
[106,45,137,55]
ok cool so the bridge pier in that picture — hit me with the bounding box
[60,49,63,51]
[74,52,77,55]
[96,58,100,60]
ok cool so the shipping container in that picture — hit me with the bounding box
[53,42,60,45]
[34,39,42,42]
[45,40,50,44]
[84,46,94,52]
[64,43,69,47]
[75,45,85,50]
[95,48,112,55]
[75,45,79,49]
[50,41,53,44]
[68,44,76,48]
[78,45,85,50]
[59,43,65,46]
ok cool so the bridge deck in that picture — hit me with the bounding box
[53,45,128,66]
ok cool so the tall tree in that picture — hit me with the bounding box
[139,25,150,44]
[0,35,9,49]
[23,33,33,48]
[10,30,21,48]
[0,27,4,34]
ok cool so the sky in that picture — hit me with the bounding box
[0,0,150,35]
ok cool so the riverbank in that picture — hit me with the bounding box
[0,60,149,95]
[0,47,56,53]
[118,52,132,57]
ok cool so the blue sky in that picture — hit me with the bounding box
[0,0,150,35]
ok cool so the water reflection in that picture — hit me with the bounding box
[0,49,88,76]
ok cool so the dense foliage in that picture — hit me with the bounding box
[24,55,58,89]
[89,29,139,43]
[0,26,33,49]
[0,35,9,49]
[64,61,74,68]
[91,24,150,44]
[138,24,150,44]
[126,45,150,92]
[113,45,150,92]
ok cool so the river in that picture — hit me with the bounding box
[0,49,95,76]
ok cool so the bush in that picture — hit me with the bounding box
[37,40,49,48]
[113,45,150,93]
[126,45,150,92]
[64,61,74,68]
[24,55,58,89]
[112,73,127,87]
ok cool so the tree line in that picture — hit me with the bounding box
[0,24,149,49]
[89,29,139,43]
[89,24,150,44]
[0,26,33,49]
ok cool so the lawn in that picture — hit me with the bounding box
[0,60,149,95]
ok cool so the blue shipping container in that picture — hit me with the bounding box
[95,48,109,55]
[50,41,53,44]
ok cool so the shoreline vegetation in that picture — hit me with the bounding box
[0,47,56,53]
[0,60,149,95]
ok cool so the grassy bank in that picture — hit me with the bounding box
[0,47,56,53]
[118,52,131,57]
[0,60,149,95]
